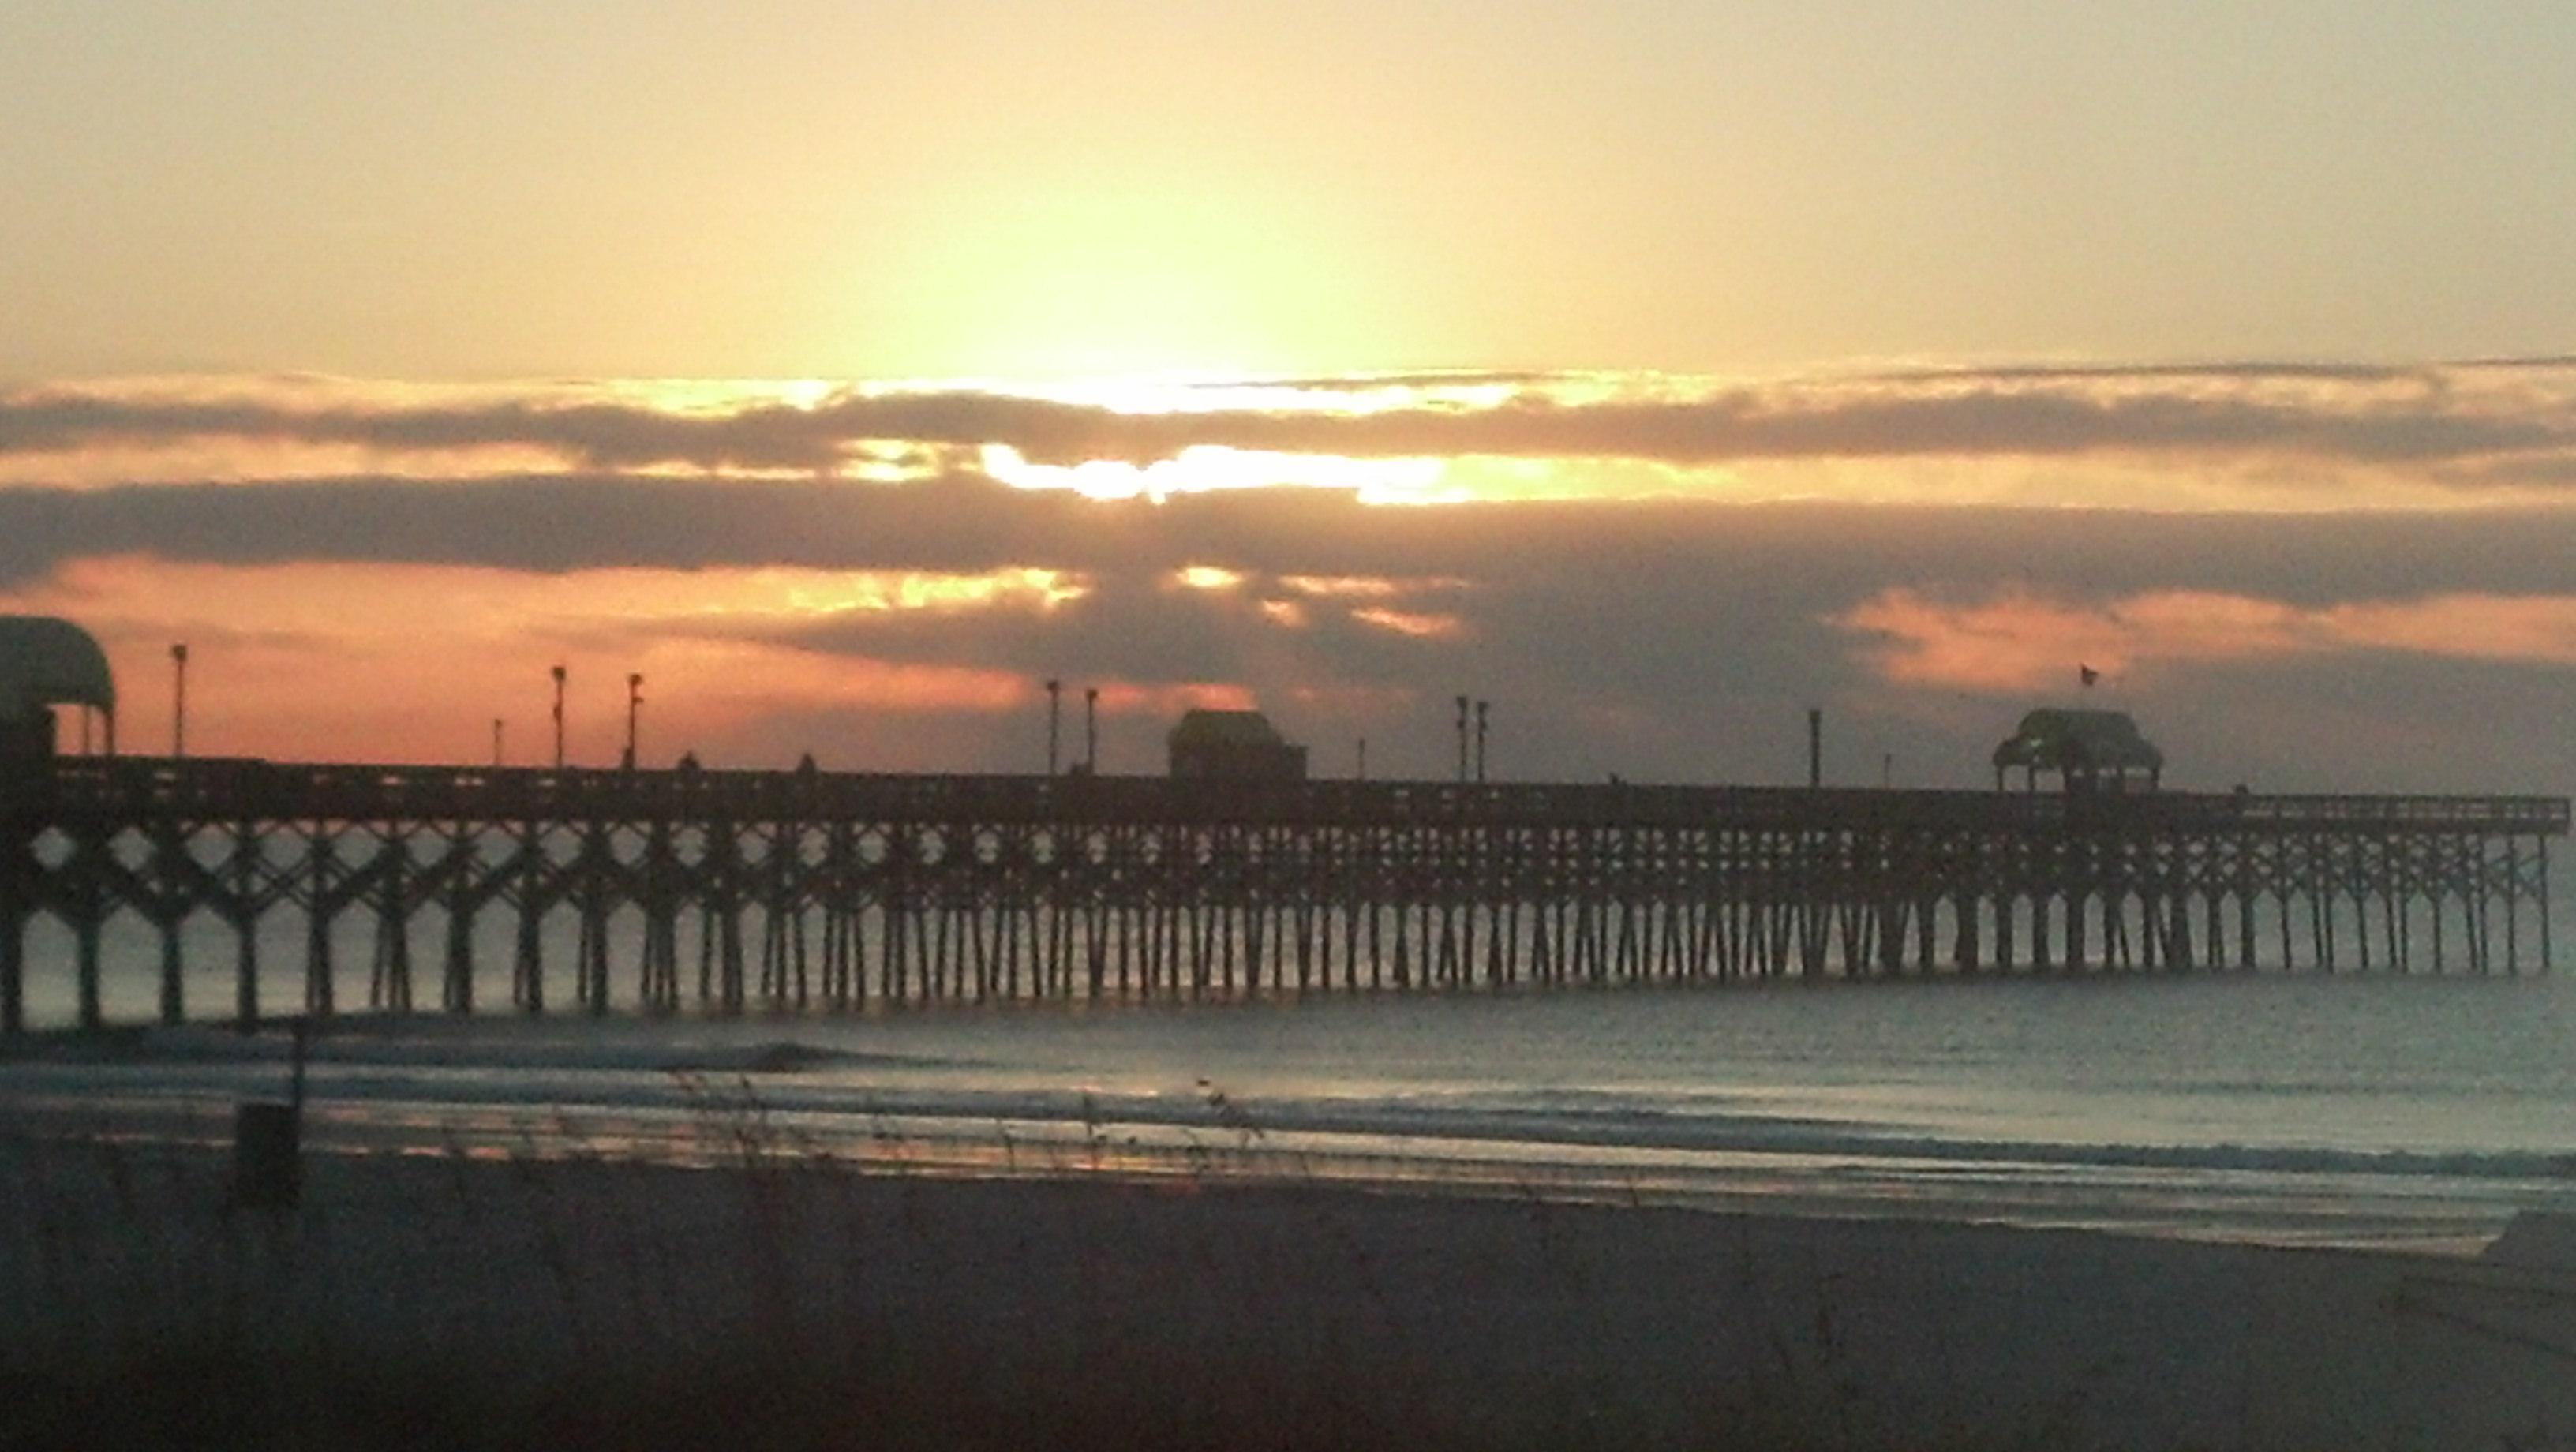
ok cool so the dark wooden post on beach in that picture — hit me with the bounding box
[233,1015,310,1209]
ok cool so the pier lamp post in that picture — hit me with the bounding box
[551,664,567,769]
[170,643,189,759]
[625,673,642,770]
[1084,685,1099,773]
[1046,678,1062,775]
[1455,695,1470,783]
[1475,699,1489,783]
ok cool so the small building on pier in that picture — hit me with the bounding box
[1168,709,1307,783]
[1993,709,2163,793]
[0,616,116,762]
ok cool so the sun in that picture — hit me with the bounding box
[807,158,1404,382]
[979,442,1447,503]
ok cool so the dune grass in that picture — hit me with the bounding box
[21,1075,2518,1452]
[0,1083,2054,1452]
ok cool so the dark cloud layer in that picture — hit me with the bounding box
[8,462,2573,793]
[6,359,2574,474]
[10,472,2576,601]
[19,469,2575,790]
[0,473,1083,581]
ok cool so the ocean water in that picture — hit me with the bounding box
[6,967,2573,1254]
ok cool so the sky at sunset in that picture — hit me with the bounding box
[3,2,2573,795]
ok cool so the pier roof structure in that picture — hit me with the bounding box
[0,616,115,718]
[1168,709,1307,782]
[1994,709,2164,791]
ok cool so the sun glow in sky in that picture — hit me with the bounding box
[2,2,2573,793]
[13,2,2574,381]
[983,443,1451,503]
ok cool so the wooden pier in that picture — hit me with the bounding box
[0,758,2564,1031]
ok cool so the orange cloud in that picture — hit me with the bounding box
[1837,588,2576,693]
[0,557,1061,765]
[1350,605,1464,639]
[1278,573,1470,597]
[2317,595,2576,664]
[1111,681,1258,716]
[10,555,1081,635]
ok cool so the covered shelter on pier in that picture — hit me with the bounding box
[1992,709,2162,793]
[0,616,116,762]
[1168,709,1307,783]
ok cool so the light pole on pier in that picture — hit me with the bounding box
[624,673,642,770]
[1455,694,1470,783]
[1046,678,1062,775]
[551,664,567,769]
[1475,699,1489,783]
[1084,685,1099,773]
[170,643,189,759]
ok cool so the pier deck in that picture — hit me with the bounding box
[2,759,2564,1030]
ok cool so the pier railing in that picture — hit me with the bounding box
[10,757,2568,836]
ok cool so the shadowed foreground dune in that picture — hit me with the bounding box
[2,1132,2572,1451]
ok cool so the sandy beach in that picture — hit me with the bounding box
[2,1128,2571,1452]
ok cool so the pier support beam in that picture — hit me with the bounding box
[2540,837,2554,975]
[231,821,261,1031]
[0,870,21,1036]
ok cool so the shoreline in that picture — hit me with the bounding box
[6,1008,2569,1259]
[0,1075,2544,1258]
[4,1131,2572,1450]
